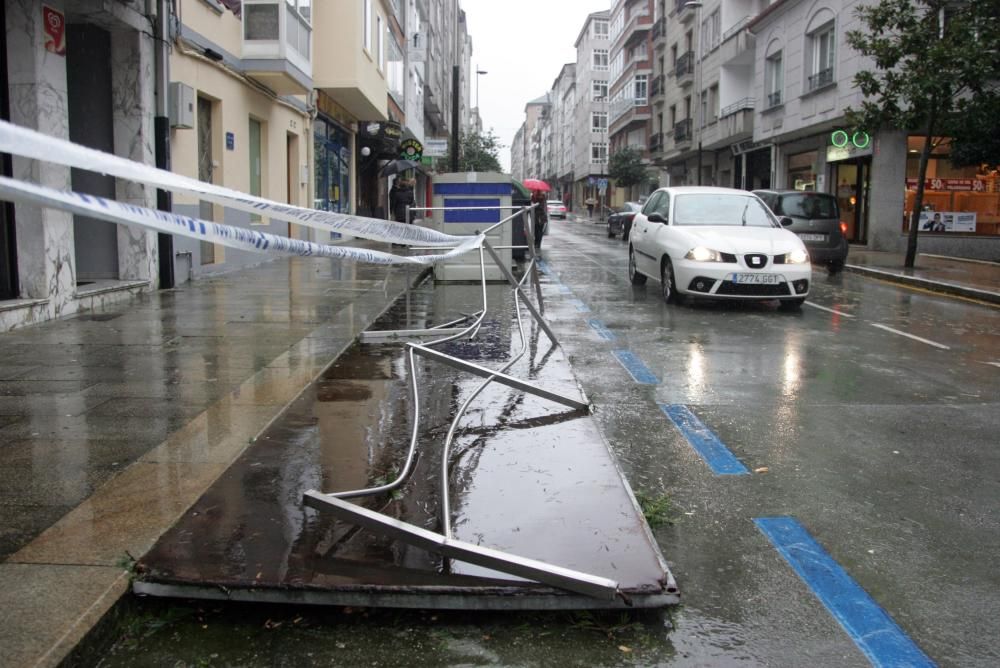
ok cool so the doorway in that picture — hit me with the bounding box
[67,24,119,282]
[833,158,871,244]
[0,1,17,300]
[197,97,217,265]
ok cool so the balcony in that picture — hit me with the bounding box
[675,0,698,23]
[242,0,312,95]
[720,17,755,66]
[674,51,694,86]
[716,99,755,142]
[649,132,664,153]
[612,7,653,52]
[807,68,834,92]
[652,17,667,42]
[766,91,782,109]
[650,74,666,100]
[673,118,693,144]
[610,97,651,132]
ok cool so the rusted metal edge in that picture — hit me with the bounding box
[303,491,620,601]
[133,581,679,611]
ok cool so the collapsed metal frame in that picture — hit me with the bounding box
[304,203,624,602]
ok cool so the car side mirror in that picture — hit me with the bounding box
[780,216,794,227]
[647,213,667,224]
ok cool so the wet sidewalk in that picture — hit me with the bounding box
[845,248,1000,305]
[0,254,423,668]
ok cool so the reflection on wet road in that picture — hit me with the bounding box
[540,217,1000,666]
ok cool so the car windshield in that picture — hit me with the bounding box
[673,194,777,227]
[548,201,564,207]
[778,193,838,218]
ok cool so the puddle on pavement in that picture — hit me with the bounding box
[137,280,672,603]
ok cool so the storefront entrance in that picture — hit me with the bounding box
[833,158,871,244]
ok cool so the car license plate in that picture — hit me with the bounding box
[733,273,780,284]
[799,233,826,242]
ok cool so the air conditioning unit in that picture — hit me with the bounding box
[169,82,195,129]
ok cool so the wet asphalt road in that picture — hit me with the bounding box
[98,219,1000,667]
[536,217,1000,666]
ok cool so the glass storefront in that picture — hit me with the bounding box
[787,150,818,191]
[904,135,999,235]
[314,115,351,214]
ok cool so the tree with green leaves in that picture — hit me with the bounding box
[451,129,503,173]
[846,0,1000,267]
[608,146,649,200]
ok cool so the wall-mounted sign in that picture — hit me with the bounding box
[424,139,448,157]
[400,138,423,160]
[906,177,987,192]
[830,130,870,149]
[225,132,235,151]
[42,5,66,56]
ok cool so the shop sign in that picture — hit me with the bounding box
[400,138,423,160]
[906,177,987,192]
[42,5,66,56]
[830,130,870,149]
[917,211,976,232]
[424,139,448,157]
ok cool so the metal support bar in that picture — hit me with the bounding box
[360,327,471,342]
[482,241,559,345]
[409,343,588,411]
[303,491,621,601]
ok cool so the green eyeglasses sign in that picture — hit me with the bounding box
[831,130,870,149]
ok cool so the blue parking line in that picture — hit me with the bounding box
[755,517,935,668]
[558,284,572,294]
[536,259,551,275]
[588,318,617,341]
[570,299,591,312]
[612,350,658,384]
[659,404,749,475]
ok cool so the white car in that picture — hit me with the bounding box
[628,186,811,309]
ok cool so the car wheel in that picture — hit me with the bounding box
[828,260,845,274]
[607,224,615,238]
[628,247,647,285]
[779,297,806,311]
[661,258,684,305]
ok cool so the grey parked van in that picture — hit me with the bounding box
[753,190,849,272]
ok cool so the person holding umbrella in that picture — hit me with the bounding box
[389,175,415,223]
[530,188,548,250]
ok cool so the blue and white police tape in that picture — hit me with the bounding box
[0,120,467,248]
[0,176,482,266]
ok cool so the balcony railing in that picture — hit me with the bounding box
[674,51,694,82]
[766,91,782,108]
[649,132,664,153]
[673,118,693,143]
[652,17,667,41]
[720,97,754,118]
[650,74,666,98]
[807,68,834,91]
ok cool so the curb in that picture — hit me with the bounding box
[844,264,1000,305]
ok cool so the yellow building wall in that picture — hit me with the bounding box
[180,0,243,58]
[312,0,387,119]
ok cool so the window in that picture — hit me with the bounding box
[363,0,372,52]
[592,80,607,101]
[709,84,719,122]
[249,117,264,224]
[591,142,607,163]
[669,104,676,127]
[592,111,608,132]
[593,19,609,38]
[634,75,648,105]
[377,14,384,70]
[387,30,404,99]
[700,89,708,127]
[766,51,783,106]
[593,48,608,71]
[808,22,835,90]
[701,9,721,54]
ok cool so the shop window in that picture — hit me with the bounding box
[787,150,817,191]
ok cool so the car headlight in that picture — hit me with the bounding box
[685,246,725,262]
[784,248,810,264]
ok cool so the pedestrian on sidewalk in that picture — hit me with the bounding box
[389,177,415,223]
[585,196,596,219]
[531,189,548,249]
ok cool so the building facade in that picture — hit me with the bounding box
[572,11,611,212]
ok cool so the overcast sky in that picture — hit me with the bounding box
[464,1,608,173]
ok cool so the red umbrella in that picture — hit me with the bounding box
[522,178,551,192]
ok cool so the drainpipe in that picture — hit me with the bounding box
[152,0,175,288]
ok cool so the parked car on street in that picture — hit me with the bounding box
[546,200,568,219]
[752,189,849,272]
[628,186,811,309]
[607,202,642,239]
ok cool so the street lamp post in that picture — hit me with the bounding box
[684,1,704,185]
[476,67,488,110]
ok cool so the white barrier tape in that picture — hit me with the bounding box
[0,120,469,247]
[0,176,483,266]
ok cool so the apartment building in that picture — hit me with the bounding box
[608,0,655,204]
[547,63,576,204]
[1,0,161,331]
[572,11,611,211]
[511,125,525,182]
